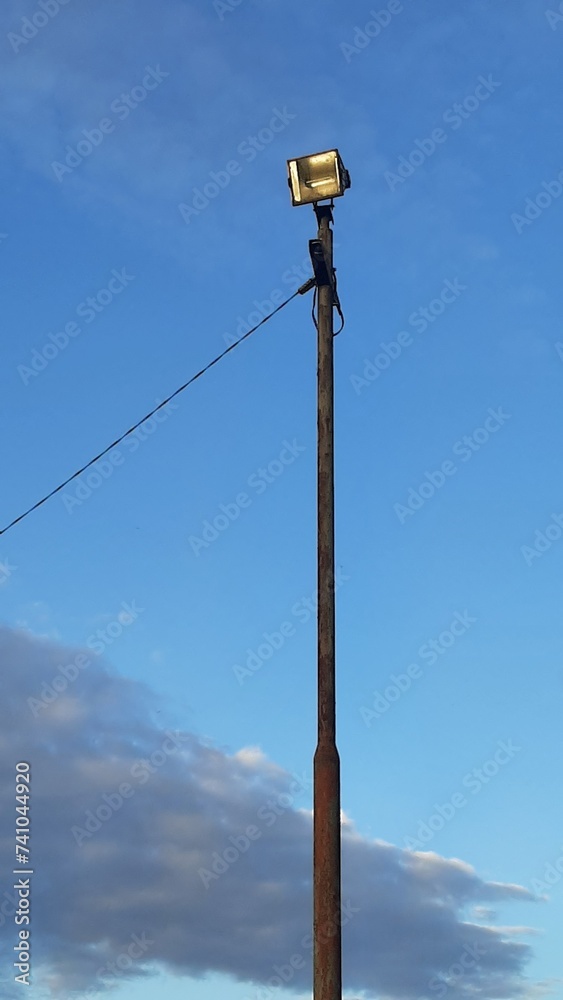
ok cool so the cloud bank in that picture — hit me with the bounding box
[0,627,542,998]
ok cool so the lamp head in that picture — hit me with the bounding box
[287,149,350,207]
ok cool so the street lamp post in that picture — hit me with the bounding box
[287,150,351,1000]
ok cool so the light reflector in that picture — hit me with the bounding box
[287,149,350,206]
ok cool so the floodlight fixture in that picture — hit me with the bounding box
[287,149,351,207]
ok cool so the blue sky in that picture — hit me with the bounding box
[1,0,563,998]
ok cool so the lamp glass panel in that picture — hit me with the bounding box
[289,150,342,204]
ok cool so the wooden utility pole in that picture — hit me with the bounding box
[313,202,341,1000]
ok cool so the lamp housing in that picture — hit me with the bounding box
[287,149,350,207]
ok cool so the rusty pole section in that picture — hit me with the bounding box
[313,204,342,1000]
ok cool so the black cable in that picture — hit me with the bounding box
[0,288,302,538]
[310,282,345,336]
[334,269,345,336]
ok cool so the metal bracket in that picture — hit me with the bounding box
[298,276,316,295]
[309,239,332,287]
[313,201,334,226]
